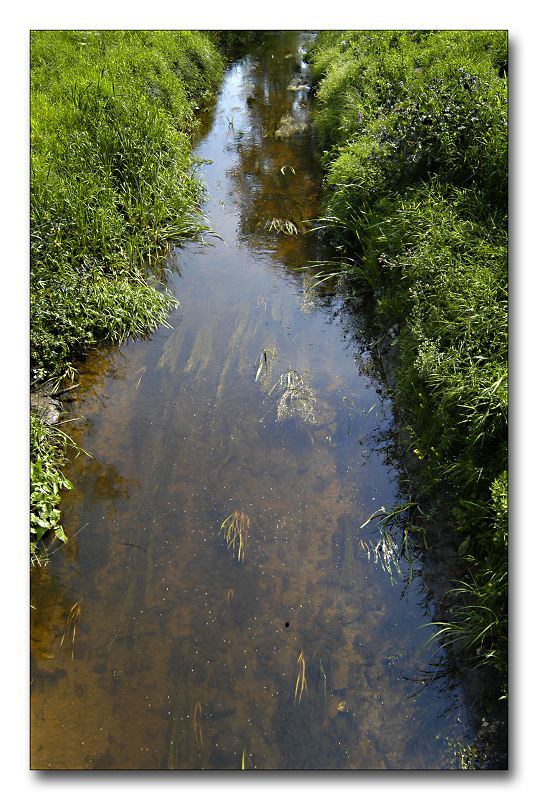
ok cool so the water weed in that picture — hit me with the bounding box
[192,702,203,750]
[294,650,307,705]
[219,511,249,562]
[264,218,299,236]
[254,346,277,385]
[60,600,81,660]
[269,370,316,424]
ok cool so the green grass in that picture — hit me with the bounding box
[307,31,508,690]
[30,31,224,555]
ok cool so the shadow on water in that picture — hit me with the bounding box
[31,31,477,770]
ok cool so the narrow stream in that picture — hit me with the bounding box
[31,31,475,769]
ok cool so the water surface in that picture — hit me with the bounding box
[31,32,474,769]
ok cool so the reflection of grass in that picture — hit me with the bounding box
[214,311,249,410]
[219,511,249,562]
[157,324,185,374]
[60,600,81,660]
[185,325,213,375]
[294,650,307,705]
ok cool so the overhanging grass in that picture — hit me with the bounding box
[307,31,508,690]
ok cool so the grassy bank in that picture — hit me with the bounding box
[30,30,224,560]
[307,31,508,690]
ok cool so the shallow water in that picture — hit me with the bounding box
[31,31,475,769]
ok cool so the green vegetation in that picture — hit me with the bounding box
[307,31,507,687]
[30,30,224,555]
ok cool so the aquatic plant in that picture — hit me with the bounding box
[219,511,249,562]
[294,650,307,705]
[254,346,277,384]
[192,702,203,750]
[318,658,328,707]
[268,370,316,425]
[358,503,420,585]
[265,218,298,235]
[60,600,81,660]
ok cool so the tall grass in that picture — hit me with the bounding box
[30,31,224,553]
[307,31,508,689]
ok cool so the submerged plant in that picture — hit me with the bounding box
[359,532,402,583]
[358,503,420,585]
[265,218,298,236]
[269,370,316,424]
[254,346,277,384]
[219,511,249,562]
[294,650,307,705]
[60,600,81,660]
[192,702,203,750]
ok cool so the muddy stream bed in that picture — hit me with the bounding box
[31,32,478,769]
